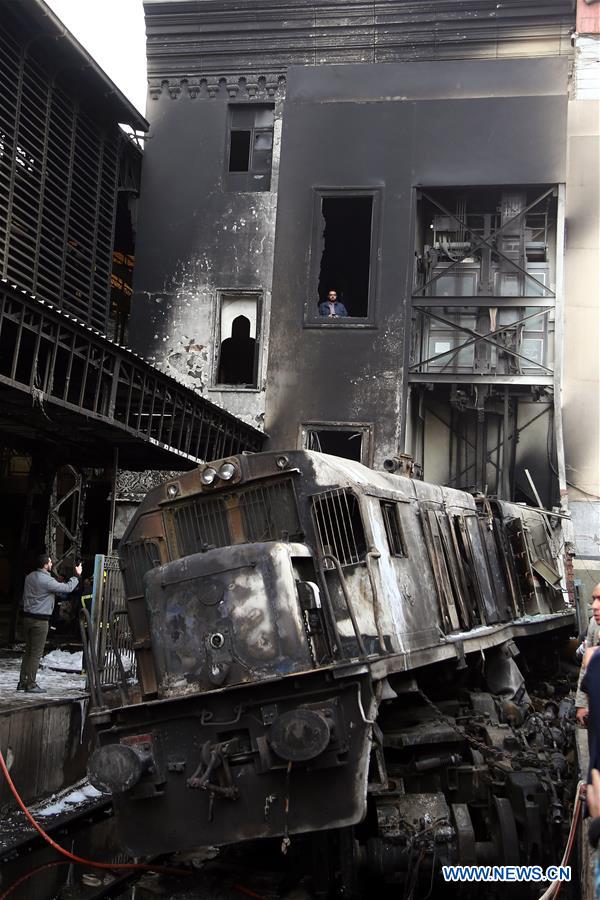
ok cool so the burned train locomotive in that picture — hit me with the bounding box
[88,451,575,886]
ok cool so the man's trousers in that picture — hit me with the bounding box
[18,617,49,688]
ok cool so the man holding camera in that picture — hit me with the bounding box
[17,554,82,693]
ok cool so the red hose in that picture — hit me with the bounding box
[0,747,189,879]
[0,861,70,900]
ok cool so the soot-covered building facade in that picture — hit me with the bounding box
[131,0,599,583]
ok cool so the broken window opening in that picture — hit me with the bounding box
[227,105,274,190]
[229,131,252,172]
[216,293,261,388]
[304,426,367,463]
[316,195,373,319]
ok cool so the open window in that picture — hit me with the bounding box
[214,292,261,389]
[226,105,274,191]
[380,501,407,557]
[302,424,371,464]
[308,190,379,324]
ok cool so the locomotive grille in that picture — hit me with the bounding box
[121,540,161,597]
[171,479,301,554]
[311,489,366,567]
[240,480,302,542]
[173,496,230,556]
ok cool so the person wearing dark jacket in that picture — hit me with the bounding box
[582,646,600,778]
[583,648,600,898]
[318,289,348,318]
[586,768,600,899]
[18,554,82,693]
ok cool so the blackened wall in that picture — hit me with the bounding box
[264,57,568,467]
[129,84,284,429]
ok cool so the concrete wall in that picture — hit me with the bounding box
[563,19,600,571]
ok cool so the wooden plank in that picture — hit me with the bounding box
[5,708,42,806]
[42,704,73,795]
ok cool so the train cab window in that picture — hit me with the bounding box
[381,501,407,557]
[121,540,161,597]
[311,489,367,567]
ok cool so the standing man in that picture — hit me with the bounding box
[18,554,82,693]
[575,584,600,726]
[319,289,348,318]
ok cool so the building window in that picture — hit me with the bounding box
[303,424,371,464]
[215,292,261,389]
[380,501,407,557]
[309,191,379,323]
[226,105,274,191]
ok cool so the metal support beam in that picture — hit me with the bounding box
[415,187,556,298]
[411,297,554,308]
[552,184,568,506]
[46,464,84,569]
[410,307,554,374]
[409,374,554,386]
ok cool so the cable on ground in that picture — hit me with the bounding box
[0,745,190,895]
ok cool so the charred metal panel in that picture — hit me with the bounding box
[144,542,314,696]
[265,58,568,467]
[100,671,374,854]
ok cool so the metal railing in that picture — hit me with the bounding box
[0,285,265,464]
[90,554,136,697]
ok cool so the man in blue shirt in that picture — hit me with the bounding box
[18,554,82,693]
[319,289,348,318]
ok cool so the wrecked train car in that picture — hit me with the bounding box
[88,451,575,887]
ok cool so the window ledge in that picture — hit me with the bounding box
[210,386,262,393]
[304,319,377,330]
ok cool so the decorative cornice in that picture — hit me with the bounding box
[116,469,182,501]
[144,1,575,84]
[148,74,287,101]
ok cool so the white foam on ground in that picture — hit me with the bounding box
[0,654,87,702]
[34,779,108,818]
[40,649,83,672]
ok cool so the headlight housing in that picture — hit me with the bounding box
[200,466,217,486]
[218,462,237,481]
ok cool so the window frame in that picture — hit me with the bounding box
[225,103,275,192]
[305,187,382,329]
[211,288,263,392]
[380,500,408,558]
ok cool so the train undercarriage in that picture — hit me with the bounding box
[90,624,579,898]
